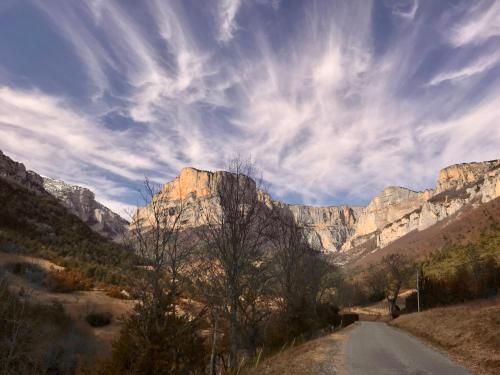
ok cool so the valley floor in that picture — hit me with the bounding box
[391,297,500,375]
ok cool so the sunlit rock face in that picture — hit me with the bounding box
[134,160,500,254]
[435,160,500,193]
[43,177,129,241]
[342,159,500,252]
[134,167,362,252]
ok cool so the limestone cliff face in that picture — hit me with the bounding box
[352,187,430,237]
[43,177,129,241]
[435,160,500,193]
[134,167,361,252]
[286,205,363,251]
[135,159,500,254]
[342,159,500,252]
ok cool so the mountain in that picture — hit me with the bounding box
[0,150,128,241]
[340,160,500,256]
[134,167,363,252]
[136,160,500,255]
[43,177,129,241]
[3,148,498,255]
[0,150,46,194]
[337,196,500,268]
[0,151,134,284]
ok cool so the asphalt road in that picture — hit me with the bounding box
[344,322,470,375]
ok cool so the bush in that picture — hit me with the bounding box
[105,285,130,299]
[340,313,359,327]
[86,312,112,327]
[45,269,93,293]
[98,305,207,375]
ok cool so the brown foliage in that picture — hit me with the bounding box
[45,268,93,293]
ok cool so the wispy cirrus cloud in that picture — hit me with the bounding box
[449,0,500,47]
[0,0,499,212]
[216,0,242,42]
[427,51,500,86]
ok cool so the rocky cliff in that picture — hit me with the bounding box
[0,149,129,241]
[134,167,362,252]
[136,160,500,253]
[43,177,129,241]
[0,150,45,193]
[341,159,500,252]
[286,205,363,251]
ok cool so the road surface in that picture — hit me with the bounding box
[344,322,470,375]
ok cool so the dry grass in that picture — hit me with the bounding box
[243,326,354,375]
[391,297,500,375]
[1,251,135,350]
[343,289,413,321]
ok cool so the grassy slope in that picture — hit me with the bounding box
[0,177,135,285]
[243,327,352,375]
[391,298,500,375]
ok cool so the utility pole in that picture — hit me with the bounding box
[417,269,420,313]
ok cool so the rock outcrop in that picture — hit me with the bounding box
[43,177,129,241]
[136,160,500,254]
[342,159,500,252]
[1,150,128,240]
[0,150,45,193]
[286,205,363,251]
[134,167,362,252]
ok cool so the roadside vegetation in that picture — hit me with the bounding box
[338,223,500,313]
[391,297,500,375]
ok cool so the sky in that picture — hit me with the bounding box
[0,0,499,217]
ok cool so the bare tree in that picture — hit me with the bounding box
[129,179,197,317]
[268,211,339,340]
[106,179,206,374]
[269,212,311,318]
[196,157,271,370]
[383,253,413,318]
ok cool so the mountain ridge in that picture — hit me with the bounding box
[136,159,500,254]
[0,150,128,241]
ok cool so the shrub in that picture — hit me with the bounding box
[340,313,359,327]
[86,312,112,327]
[105,285,130,299]
[45,269,92,293]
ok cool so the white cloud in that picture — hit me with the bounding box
[427,51,500,86]
[450,1,500,47]
[0,86,152,210]
[216,0,242,42]
[1,0,499,210]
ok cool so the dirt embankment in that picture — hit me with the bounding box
[243,326,354,375]
[391,297,500,375]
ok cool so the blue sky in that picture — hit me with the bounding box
[0,0,499,216]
